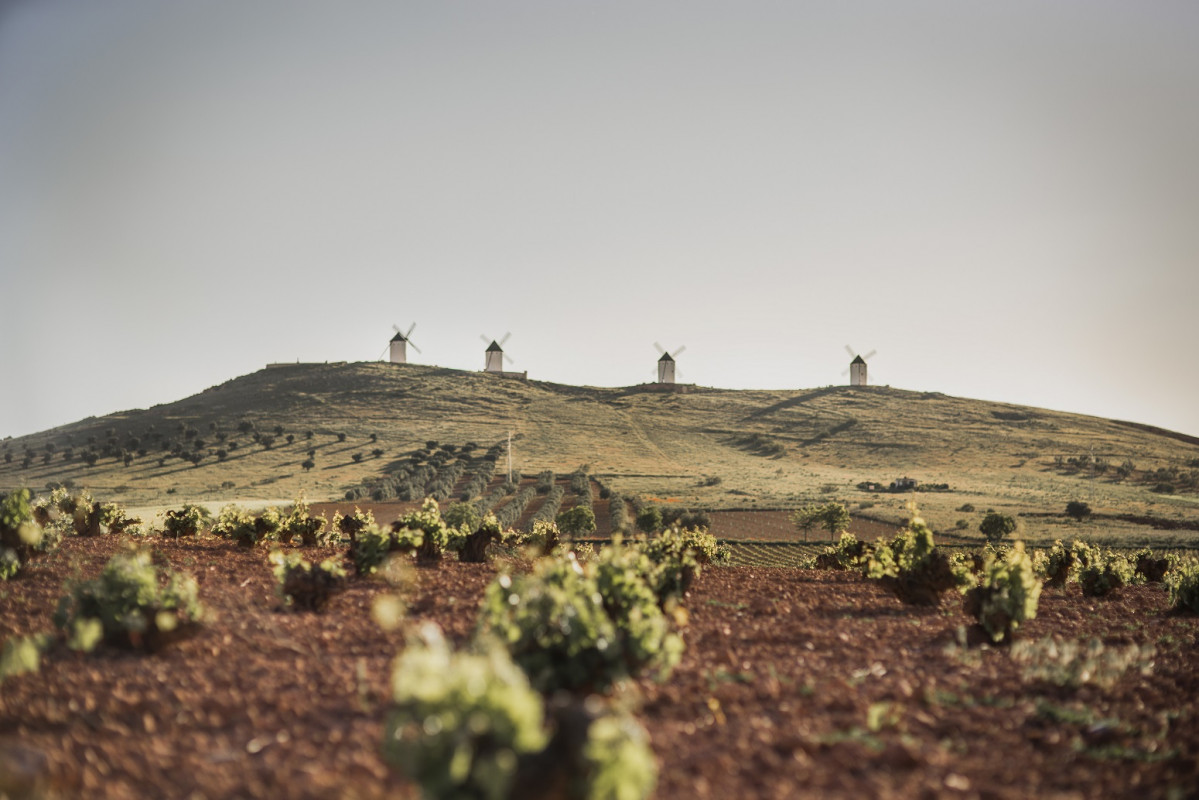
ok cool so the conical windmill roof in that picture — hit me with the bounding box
[486,340,504,352]
[851,355,866,365]
[658,351,675,362]
[390,331,408,343]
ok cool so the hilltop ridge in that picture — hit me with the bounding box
[2,362,1198,538]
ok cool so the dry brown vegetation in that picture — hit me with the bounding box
[2,362,1198,546]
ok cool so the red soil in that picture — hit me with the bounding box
[1,536,1195,799]
[709,510,899,542]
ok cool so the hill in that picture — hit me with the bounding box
[2,362,1198,542]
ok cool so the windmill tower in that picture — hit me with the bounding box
[844,346,876,386]
[481,333,513,373]
[387,323,420,364]
[654,343,686,384]
[850,355,867,386]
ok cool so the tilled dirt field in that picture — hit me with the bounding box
[1,535,1196,799]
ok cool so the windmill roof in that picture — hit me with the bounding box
[658,352,674,362]
[486,340,504,352]
[851,355,866,365]
[390,332,407,342]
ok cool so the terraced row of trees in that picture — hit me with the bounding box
[0,419,378,476]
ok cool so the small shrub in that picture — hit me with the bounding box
[444,501,482,534]
[351,523,424,576]
[162,504,208,539]
[867,511,973,606]
[269,551,347,611]
[814,532,865,571]
[0,634,51,683]
[383,623,547,798]
[979,512,1017,543]
[457,513,509,564]
[211,504,255,541]
[1041,540,1080,588]
[556,504,597,536]
[1164,559,1199,613]
[1133,548,1177,583]
[660,507,711,531]
[1064,501,1092,522]
[635,505,662,534]
[523,519,562,557]
[334,507,376,543]
[1078,550,1137,598]
[53,549,203,651]
[70,501,137,537]
[352,524,406,576]
[478,550,683,695]
[233,507,282,548]
[393,498,450,564]
[1011,636,1155,689]
[963,542,1041,644]
[382,624,657,800]
[279,497,333,547]
[638,526,726,600]
[1,489,53,580]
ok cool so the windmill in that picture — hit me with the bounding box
[654,342,686,384]
[842,345,876,386]
[380,323,421,364]
[480,333,514,373]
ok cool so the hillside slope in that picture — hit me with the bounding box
[2,362,1198,536]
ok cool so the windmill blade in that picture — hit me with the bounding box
[378,344,391,360]
[499,332,512,346]
[393,324,402,334]
[844,345,857,358]
[405,323,417,339]
[841,366,851,376]
[654,342,666,355]
[861,349,877,362]
[673,345,687,358]
[408,340,422,355]
[480,334,492,345]
[503,353,514,365]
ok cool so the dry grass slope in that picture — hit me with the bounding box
[2,362,1197,544]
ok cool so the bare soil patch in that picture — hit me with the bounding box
[1,536,1196,799]
[710,510,899,542]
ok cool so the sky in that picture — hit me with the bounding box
[2,1,1197,439]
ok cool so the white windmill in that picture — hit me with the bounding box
[843,345,877,386]
[654,342,686,384]
[480,333,514,373]
[383,323,421,364]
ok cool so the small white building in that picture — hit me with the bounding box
[485,340,505,373]
[850,355,867,386]
[389,331,409,364]
[657,351,676,384]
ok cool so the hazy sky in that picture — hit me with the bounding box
[2,1,1197,439]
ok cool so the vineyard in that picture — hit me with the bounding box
[2,480,1198,799]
